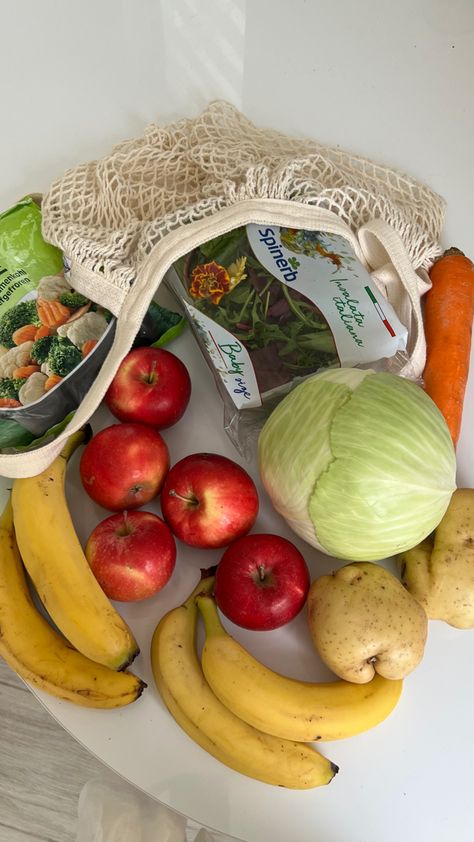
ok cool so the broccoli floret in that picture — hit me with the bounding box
[59,291,89,309]
[0,301,41,349]
[30,335,55,364]
[47,336,82,377]
[0,377,27,400]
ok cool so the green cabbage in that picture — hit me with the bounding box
[258,369,456,561]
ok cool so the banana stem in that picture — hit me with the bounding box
[59,425,93,462]
[182,573,216,609]
[196,594,226,637]
[0,498,13,531]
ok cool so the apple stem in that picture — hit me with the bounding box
[117,511,133,537]
[147,360,158,384]
[258,564,266,582]
[168,489,199,507]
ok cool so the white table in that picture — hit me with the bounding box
[3,2,474,841]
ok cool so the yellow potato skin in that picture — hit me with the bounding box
[307,562,428,684]
[399,488,474,629]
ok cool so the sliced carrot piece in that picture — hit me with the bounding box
[12,365,41,379]
[34,324,52,340]
[44,374,63,392]
[0,398,22,408]
[36,298,71,329]
[81,339,98,357]
[12,324,38,345]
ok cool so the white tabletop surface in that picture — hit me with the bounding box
[3,2,474,841]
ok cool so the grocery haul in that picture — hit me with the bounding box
[1,106,474,792]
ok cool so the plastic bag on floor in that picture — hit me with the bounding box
[75,775,237,842]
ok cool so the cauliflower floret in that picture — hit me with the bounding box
[41,361,54,376]
[18,372,48,406]
[0,342,34,378]
[57,312,108,347]
[36,273,71,301]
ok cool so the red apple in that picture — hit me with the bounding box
[80,422,169,511]
[85,510,176,601]
[105,347,191,429]
[215,533,310,631]
[161,453,259,548]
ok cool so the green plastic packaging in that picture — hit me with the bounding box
[0,197,63,319]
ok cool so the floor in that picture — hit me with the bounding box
[0,659,225,842]
[0,657,105,842]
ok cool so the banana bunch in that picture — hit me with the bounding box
[150,576,339,790]
[197,594,402,742]
[151,579,403,787]
[0,430,145,708]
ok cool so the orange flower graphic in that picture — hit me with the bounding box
[190,261,230,305]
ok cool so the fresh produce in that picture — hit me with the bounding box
[132,300,185,348]
[0,502,145,708]
[105,347,191,429]
[258,368,456,561]
[150,575,338,789]
[11,429,139,670]
[214,533,310,631]
[86,510,176,602]
[399,488,474,628]
[161,453,258,548]
[170,227,346,396]
[80,422,169,511]
[423,248,474,447]
[307,562,428,683]
[197,594,402,741]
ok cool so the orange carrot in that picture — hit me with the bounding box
[0,398,22,408]
[12,365,41,379]
[12,324,38,345]
[36,298,71,329]
[423,247,474,447]
[44,374,63,392]
[81,339,98,358]
[34,324,51,340]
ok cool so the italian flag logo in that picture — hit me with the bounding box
[364,286,396,337]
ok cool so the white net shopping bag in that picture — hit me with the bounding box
[1,101,446,477]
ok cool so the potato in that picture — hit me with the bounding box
[307,562,428,683]
[399,488,474,629]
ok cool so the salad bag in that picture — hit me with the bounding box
[0,101,445,477]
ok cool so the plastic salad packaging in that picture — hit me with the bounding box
[0,197,184,454]
[166,224,410,458]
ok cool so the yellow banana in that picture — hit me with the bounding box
[11,429,139,670]
[151,576,338,789]
[0,501,145,708]
[197,595,402,742]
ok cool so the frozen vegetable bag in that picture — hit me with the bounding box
[0,197,115,449]
[0,101,445,477]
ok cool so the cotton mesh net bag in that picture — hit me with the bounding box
[1,101,446,477]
